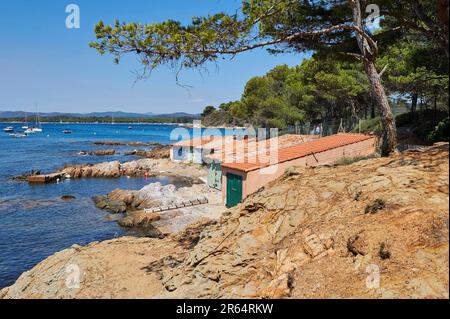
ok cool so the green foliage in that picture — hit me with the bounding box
[377,40,449,103]
[204,57,372,128]
[395,109,449,143]
[428,117,449,143]
[90,0,448,141]
[201,106,216,119]
[334,153,379,166]
[352,117,382,134]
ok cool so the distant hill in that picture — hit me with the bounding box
[0,110,199,119]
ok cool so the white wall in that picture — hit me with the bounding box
[171,146,192,162]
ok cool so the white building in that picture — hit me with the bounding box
[170,136,224,164]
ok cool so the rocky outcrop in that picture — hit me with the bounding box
[94,182,225,234]
[2,143,448,299]
[55,158,206,181]
[0,237,185,299]
[93,149,116,156]
[11,170,41,181]
[60,161,121,179]
[78,149,116,156]
[124,145,171,159]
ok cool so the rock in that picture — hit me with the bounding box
[347,233,368,256]
[11,170,41,181]
[92,195,108,209]
[61,195,76,201]
[118,211,161,228]
[107,201,127,214]
[91,149,116,156]
[124,146,171,159]
[124,150,137,156]
[108,189,136,205]
[92,195,126,213]
[92,161,121,177]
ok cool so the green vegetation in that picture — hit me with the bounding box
[334,153,379,166]
[202,58,372,129]
[91,1,449,154]
[428,118,449,143]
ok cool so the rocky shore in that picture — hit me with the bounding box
[54,158,206,181]
[76,141,171,158]
[2,143,448,299]
[93,182,225,235]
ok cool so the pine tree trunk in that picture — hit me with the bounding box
[350,0,398,156]
[363,60,398,156]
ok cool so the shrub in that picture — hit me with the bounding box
[334,154,379,166]
[364,198,386,214]
[352,117,382,135]
[427,117,449,142]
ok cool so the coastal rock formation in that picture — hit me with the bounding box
[61,195,76,201]
[56,158,206,181]
[124,145,171,159]
[60,161,121,178]
[90,149,116,156]
[94,182,225,234]
[11,170,41,181]
[2,143,448,299]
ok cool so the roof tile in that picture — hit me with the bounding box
[221,133,374,172]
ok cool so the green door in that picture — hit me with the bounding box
[226,173,242,208]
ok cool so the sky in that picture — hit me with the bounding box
[0,0,310,114]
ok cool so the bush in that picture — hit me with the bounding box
[334,153,379,166]
[395,112,414,127]
[352,117,382,135]
[427,117,449,142]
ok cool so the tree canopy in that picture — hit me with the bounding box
[90,0,449,155]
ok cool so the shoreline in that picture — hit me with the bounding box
[1,143,448,298]
[1,121,187,125]
[0,121,244,129]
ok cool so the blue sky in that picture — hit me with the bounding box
[0,0,309,114]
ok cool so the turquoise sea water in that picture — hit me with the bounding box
[0,123,195,288]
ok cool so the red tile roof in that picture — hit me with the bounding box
[205,134,318,162]
[173,136,224,147]
[221,133,375,172]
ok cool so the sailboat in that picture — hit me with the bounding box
[22,112,29,129]
[27,104,43,133]
[32,111,42,132]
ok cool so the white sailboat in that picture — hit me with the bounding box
[27,104,43,133]
[22,112,29,129]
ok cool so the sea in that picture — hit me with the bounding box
[0,122,202,288]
